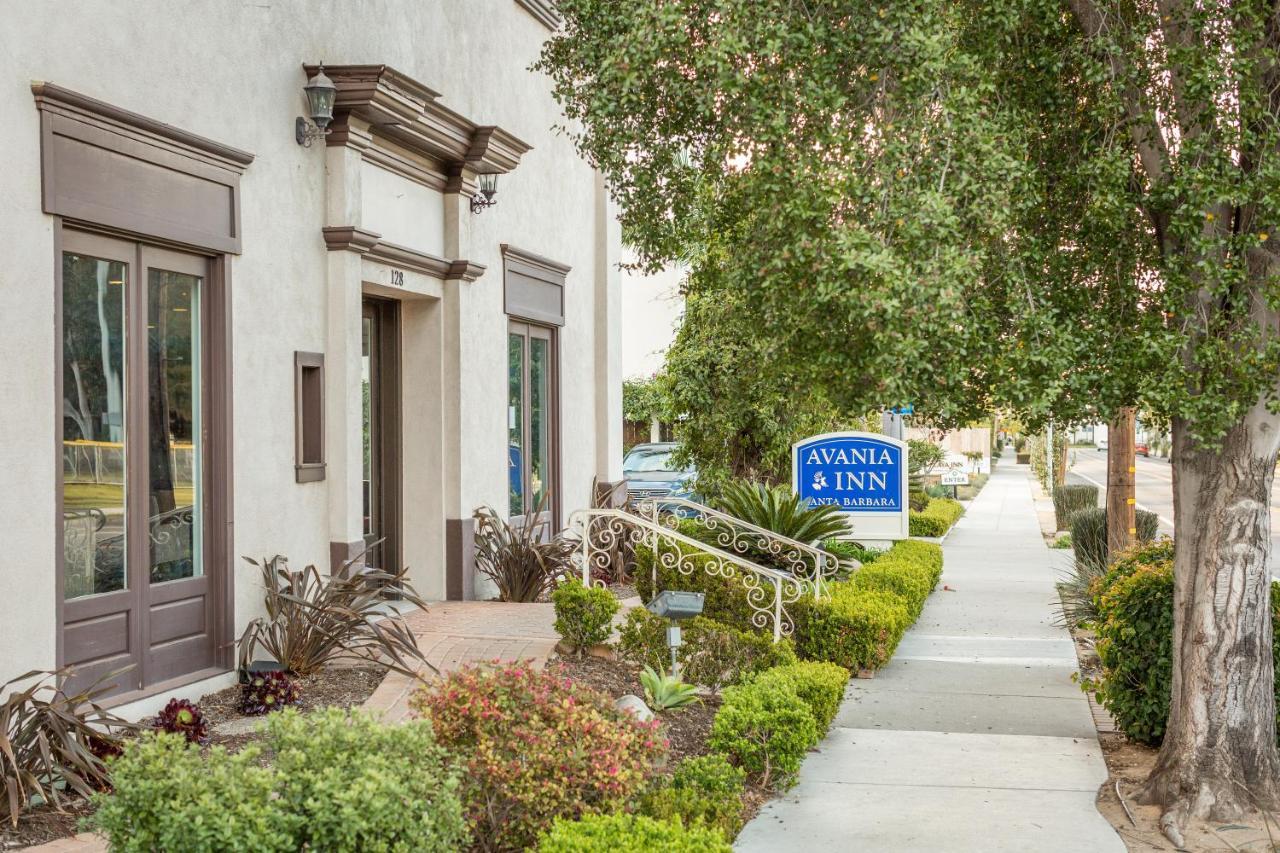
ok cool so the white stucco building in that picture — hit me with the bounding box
[0,0,623,709]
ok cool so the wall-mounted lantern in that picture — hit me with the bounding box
[471,172,499,214]
[296,65,337,147]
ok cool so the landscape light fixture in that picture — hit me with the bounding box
[471,172,499,214]
[646,590,705,677]
[296,65,337,147]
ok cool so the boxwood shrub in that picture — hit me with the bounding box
[791,585,912,672]
[1085,540,1280,745]
[551,580,620,652]
[537,813,731,853]
[743,661,850,732]
[908,497,964,537]
[616,609,797,691]
[851,540,943,619]
[708,677,817,787]
[639,754,746,840]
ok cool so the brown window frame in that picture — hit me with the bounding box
[507,320,560,531]
[294,352,326,483]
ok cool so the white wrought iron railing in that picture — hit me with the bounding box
[631,497,852,597]
[566,507,811,642]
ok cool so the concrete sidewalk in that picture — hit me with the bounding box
[735,463,1123,852]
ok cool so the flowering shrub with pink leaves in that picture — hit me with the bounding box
[412,662,666,852]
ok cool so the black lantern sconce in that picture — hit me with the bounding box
[296,65,337,147]
[471,173,499,214]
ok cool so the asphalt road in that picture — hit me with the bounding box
[1066,448,1280,570]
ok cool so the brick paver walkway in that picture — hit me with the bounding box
[361,600,561,723]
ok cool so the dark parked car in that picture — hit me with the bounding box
[622,442,697,506]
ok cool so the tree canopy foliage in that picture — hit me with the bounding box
[539,0,1280,444]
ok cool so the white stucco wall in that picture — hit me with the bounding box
[0,0,621,687]
[621,255,685,379]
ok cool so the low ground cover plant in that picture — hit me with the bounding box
[908,497,964,537]
[1,669,131,827]
[536,813,731,853]
[616,610,797,692]
[90,708,466,853]
[238,671,300,716]
[639,754,746,840]
[551,580,619,653]
[411,662,665,852]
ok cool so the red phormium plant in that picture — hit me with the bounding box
[238,671,300,716]
[410,662,667,852]
[152,698,209,745]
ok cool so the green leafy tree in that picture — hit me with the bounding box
[539,0,1280,831]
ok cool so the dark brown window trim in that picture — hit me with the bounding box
[503,244,569,327]
[321,226,486,282]
[295,352,326,483]
[515,0,562,30]
[33,82,253,254]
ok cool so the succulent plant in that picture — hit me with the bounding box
[152,698,209,744]
[238,670,300,716]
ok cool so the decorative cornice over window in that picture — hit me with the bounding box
[306,64,532,177]
[322,226,486,282]
[515,0,562,30]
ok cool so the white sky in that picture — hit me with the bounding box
[620,254,685,379]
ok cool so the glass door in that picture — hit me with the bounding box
[361,297,401,574]
[507,322,557,530]
[60,232,218,696]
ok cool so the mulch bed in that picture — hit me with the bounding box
[550,652,774,826]
[0,663,385,851]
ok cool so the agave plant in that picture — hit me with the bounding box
[473,495,578,602]
[152,698,209,745]
[238,671,300,716]
[237,553,432,679]
[1,669,134,826]
[714,481,849,545]
[640,666,700,712]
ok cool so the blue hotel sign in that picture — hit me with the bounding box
[792,431,910,540]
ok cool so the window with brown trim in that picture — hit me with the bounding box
[508,321,558,526]
[294,352,325,482]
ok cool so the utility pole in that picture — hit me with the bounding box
[1107,407,1137,558]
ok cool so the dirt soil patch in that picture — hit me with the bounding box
[0,663,385,850]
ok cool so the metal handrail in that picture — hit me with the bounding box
[566,507,809,642]
[631,497,852,596]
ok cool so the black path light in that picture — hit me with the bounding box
[646,590,705,677]
[296,65,337,147]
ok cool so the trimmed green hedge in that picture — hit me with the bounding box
[909,497,964,537]
[709,677,817,787]
[537,813,731,852]
[639,755,746,841]
[1085,540,1280,745]
[851,539,944,619]
[792,585,912,672]
[744,661,849,731]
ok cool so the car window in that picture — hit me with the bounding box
[623,447,686,474]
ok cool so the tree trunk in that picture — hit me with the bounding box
[1141,407,1280,827]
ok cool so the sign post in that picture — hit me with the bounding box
[792,431,910,542]
[940,466,969,501]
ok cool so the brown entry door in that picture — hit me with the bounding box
[60,232,220,697]
[361,297,401,573]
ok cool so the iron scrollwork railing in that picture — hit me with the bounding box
[566,508,810,643]
[631,497,849,597]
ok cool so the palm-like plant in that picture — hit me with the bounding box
[714,481,849,545]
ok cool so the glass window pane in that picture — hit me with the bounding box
[363,315,377,541]
[62,253,127,599]
[508,333,525,516]
[148,269,202,584]
[530,336,551,512]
